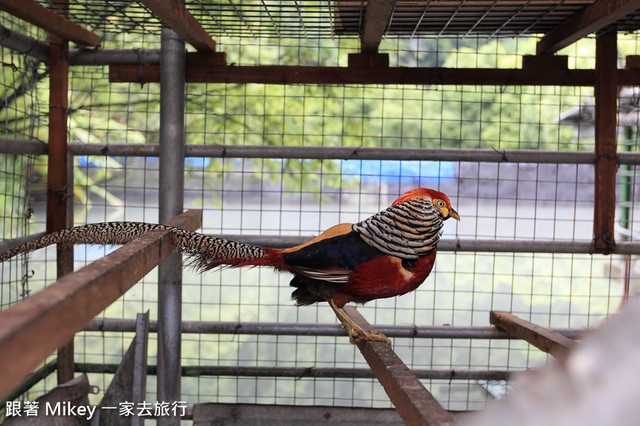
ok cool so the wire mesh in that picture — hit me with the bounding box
[0,10,638,417]
[0,13,45,310]
[40,0,640,39]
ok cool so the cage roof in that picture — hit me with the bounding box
[43,0,640,40]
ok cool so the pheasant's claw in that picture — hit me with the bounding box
[330,300,392,348]
[348,328,392,347]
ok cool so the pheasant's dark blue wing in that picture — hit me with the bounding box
[280,223,381,283]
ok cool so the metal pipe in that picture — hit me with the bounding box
[83,318,585,340]
[68,48,160,66]
[75,363,514,381]
[5,230,638,256]
[0,138,47,155]
[0,25,49,61]
[157,26,186,426]
[62,143,603,164]
[218,235,640,254]
[8,140,640,167]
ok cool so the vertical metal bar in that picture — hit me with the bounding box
[157,25,185,426]
[47,0,74,385]
[593,31,618,253]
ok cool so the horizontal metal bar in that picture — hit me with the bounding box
[65,143,606,164]
[0,210,202,400]
[0,25,49,61]
[84,318,585,340]
[75,363,514,381]
[0,137,47,155]
[617,152,640,165]
[217,235,640,254]
[9,142,640,168]
[0,232,46,255]
[68,48,161,66]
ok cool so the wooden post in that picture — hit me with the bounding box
[47,0,74,384]
[593,31,618,253]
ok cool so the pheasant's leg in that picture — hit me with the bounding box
[329,300,391,347]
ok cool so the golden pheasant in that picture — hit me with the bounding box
[0,188,458,344]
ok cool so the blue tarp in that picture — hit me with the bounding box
[341,160,456,184]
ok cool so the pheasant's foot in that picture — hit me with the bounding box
[329,300,392,347]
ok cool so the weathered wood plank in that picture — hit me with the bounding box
[361,0,396,53]
[593,32,618,253]
[139,0,216,51]
[0,210,202,400]
[192,403,405,425]
[345,306,456,426]
[110,62,596,85]
[490,311,576,360]
[537,0,640,54]
[0,0,99,46]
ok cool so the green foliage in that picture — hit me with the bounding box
[0,154,34,238]
[1,35,603,213]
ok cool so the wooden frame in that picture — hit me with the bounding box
[345,307,455,426]
[490,311,576,360]
[593,32,619,253]
[537,0,640,54]
[0,0,99,46]
[110,61,598,85]
[360,0,396,53]
[139,0,216,51]
[0,210,202,400]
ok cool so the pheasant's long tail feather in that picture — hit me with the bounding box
[0,222,278,273]
[0,222,170,262]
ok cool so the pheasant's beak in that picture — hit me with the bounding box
[448,208,460,221]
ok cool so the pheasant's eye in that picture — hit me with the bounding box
[436,200,445,208]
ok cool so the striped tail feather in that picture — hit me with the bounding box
[0,222,274,273]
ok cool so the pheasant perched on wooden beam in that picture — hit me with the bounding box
[0,188,458,345]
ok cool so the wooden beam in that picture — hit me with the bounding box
[0,0,99,47]
[0,210,202,401]
[138,0,216,52]
[593,31,618,253]
[192,403,406,424]
[110,60,596,86]
[537,0,640,54]
[361,0,396,53]
[490,311,576,360]
[45,0,75,384]
[522,54,569,70]
[344,306,455,426]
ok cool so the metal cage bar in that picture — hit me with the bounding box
[157,26,187,426]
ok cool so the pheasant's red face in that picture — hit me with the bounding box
[393,188,460,221]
